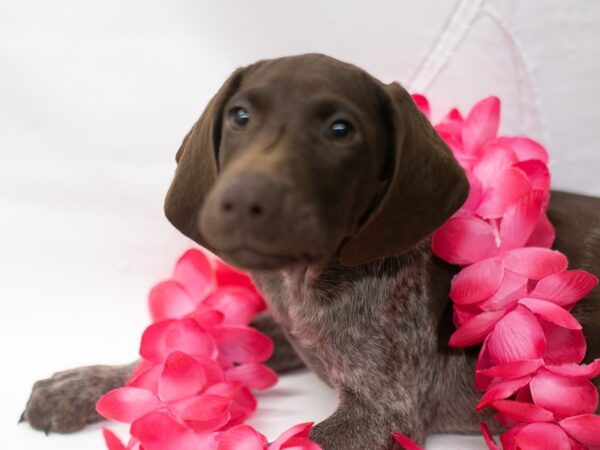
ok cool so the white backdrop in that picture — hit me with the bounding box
[1,1,599,449]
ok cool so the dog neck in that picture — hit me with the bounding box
[248,238,457,387]
[249,238,454,328]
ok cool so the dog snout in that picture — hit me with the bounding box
[200,173,285,251]
[218,174,282,226]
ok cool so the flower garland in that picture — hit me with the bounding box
[97,249,320,450]
[395,95,600,449]
[97,96,600,450]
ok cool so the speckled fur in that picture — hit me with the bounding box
[251,239,500,448]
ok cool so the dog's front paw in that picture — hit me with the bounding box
[22,364,132,434]
[309,413,396,450]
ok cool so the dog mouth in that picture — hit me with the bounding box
[218,246,313,270]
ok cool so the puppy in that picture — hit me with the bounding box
[23,54,600,449]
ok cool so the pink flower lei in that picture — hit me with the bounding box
[97,250,318,450]
[97,96,600,450]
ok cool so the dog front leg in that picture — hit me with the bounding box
[309,389,426,450]
[251,311,306,373]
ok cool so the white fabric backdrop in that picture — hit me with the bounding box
[1,1,599,449]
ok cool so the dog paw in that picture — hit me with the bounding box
[309,406,426,450]
[22,364,132,434]
[309,416,380,450]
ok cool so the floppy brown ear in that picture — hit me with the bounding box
[339,82,469,266]
[164,68,245,247]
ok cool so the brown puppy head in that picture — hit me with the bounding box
[165,54,468,270]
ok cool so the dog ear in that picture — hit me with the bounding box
[339,82,469,266]
[164,68,245,247]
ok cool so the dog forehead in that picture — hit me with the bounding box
[241,54,378,104]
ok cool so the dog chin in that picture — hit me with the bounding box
[217,247,310,271]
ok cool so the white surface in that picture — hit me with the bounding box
[1,0,599,449]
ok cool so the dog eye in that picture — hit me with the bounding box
[329,120,353,139]
[231,107,250,126]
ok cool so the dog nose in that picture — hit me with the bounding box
[218,174,282,229]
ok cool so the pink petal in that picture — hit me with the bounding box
[436,123,464,151]
[269,423,314,450]
[193,356,226,385]
[531,369,598,419]
[540,319,587,365]
[277,438,322,450]
[202,287,263,325]
[566,436,588,450]
[214,326,274,364]
[225,363,278,390]
[204,382,257,425]
[559,414,600,446]
[491,399,554,423]
[149,280,195,322]
[449,310,505,347]
[219,353,236,371]
[165,319,217,358]
[124,436,140,450]
[411,94,430,118]
[499,190,544,250]
[103,428,127,450]
[140,318,217,362]
[215,258,261,297]
[515,384,533,403]
[462,97,500,154]
[475,339,495,391]
[170,394,231,432]
[140,320,176,362]
[130,409,206,450]
[487,306,546,365]
[126,364,161,393]
[473,144,518,190]
[518,298,582,330]
[187,309,225,330]
[452,303,480,327]
[530,270,598,305]
[127,360,157,385]
[495,412,523,430]
[220,354,237,372]
[477,167,532,219]
[450,258,504,305]
[218,424,267,450]
[432,217,498,265]
[502,248,568,280]
[479,270,529,311]
[444,107,464,124]
[545,359,600,378]
[526,213,556,248]
[480,423,500,450]
[461,171,483,213]
[391,432,424,450]
[173,248,216,303]
[188,434,221,450]
[96,387,162,424]
[476,376,532,411]
[499,423,527,450]
[158,351,207,403]
[494,137,549,163]
[513,160,551,191]
[477,359,543,379]
[436,109,464,148]
[514,423,571,450]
